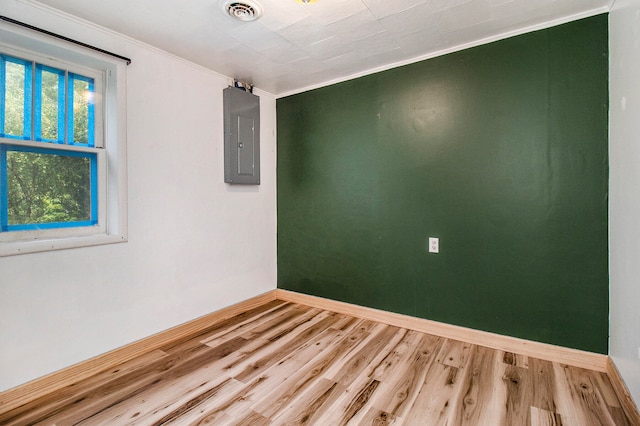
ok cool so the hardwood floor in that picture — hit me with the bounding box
[0,300,632,425]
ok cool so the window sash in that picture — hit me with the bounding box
[0,47,103,147]
[0,143,99,232]
[0,138,106,243]
[0,55,32,140]
[34,63,65,143]
[0,49,103,235]
[68,73,95,147]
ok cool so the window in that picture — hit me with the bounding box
[0,24,127,256]
[1,54,100,231]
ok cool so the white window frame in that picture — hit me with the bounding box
[0,22,127,256]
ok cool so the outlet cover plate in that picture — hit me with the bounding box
[429,237,439,253]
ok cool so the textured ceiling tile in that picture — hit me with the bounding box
[228,22,289,51]
[378,3,442,38]
[247,59,289,76]
[500,0,561,16]
[181,24,243,53]
[327,10,387,43]
[394,26,446,56]
[287,57,331,78]
[348,31,402,58]
[277,17,335,47]
[261,43,310,64]
[256,0,311,31]
[321,52,355,66]
[436,0,494,31]
[361,0,427,19]
[220,45,269,68]
[354,47,406,70]
[256,68,289,84]
[429,0,475,12]
[305,0,369,24]
[304,35,354,61]
[489,0,515,5]
[438,21,498,48]
[487,0,561,28]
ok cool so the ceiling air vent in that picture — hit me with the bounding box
[221,0,263,22]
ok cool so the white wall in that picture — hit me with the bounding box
[610,0,640,406]
[0,0,277,392]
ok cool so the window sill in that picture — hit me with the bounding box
[0,233,127,257]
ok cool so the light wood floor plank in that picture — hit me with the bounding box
[323,324,407,387]
[252,319,368,419]
[437,339,473,369]
[369,333,443,420]
[455,345,504,425]
[231,311,342,384]
[157,299,288,354]
[66,338,251,425]
[1,349,170,425]
[224,324,349,420]
[191,312,349,422]
[502,362,532,425]
[530,406,563,426]
[2,301,632,426]
[528,357,559,416]
[358,406,400,425]
[503,351,530,369]
[561,365,620,426]
[402,363,456,424]
[270,378,345,425]
[312,327,411,425]
[198,302,299,348]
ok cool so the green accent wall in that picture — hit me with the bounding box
[277,15,609,354]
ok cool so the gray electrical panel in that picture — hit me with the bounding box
[224,87,260,185]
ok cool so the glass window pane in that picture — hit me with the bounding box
[36,66,64,143]
[6,149,93,226]
[3,61,26,138]
[70,74,94,146]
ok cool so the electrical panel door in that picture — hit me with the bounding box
[224,87,260,184]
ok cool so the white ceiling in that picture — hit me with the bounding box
[33,0,609,96]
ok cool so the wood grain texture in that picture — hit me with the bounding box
[276,289,608,372]
[0,300,630,426]
[607,357,640,425]
[0,290,278,416]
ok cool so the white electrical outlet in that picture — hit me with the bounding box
[429,237,439,253]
